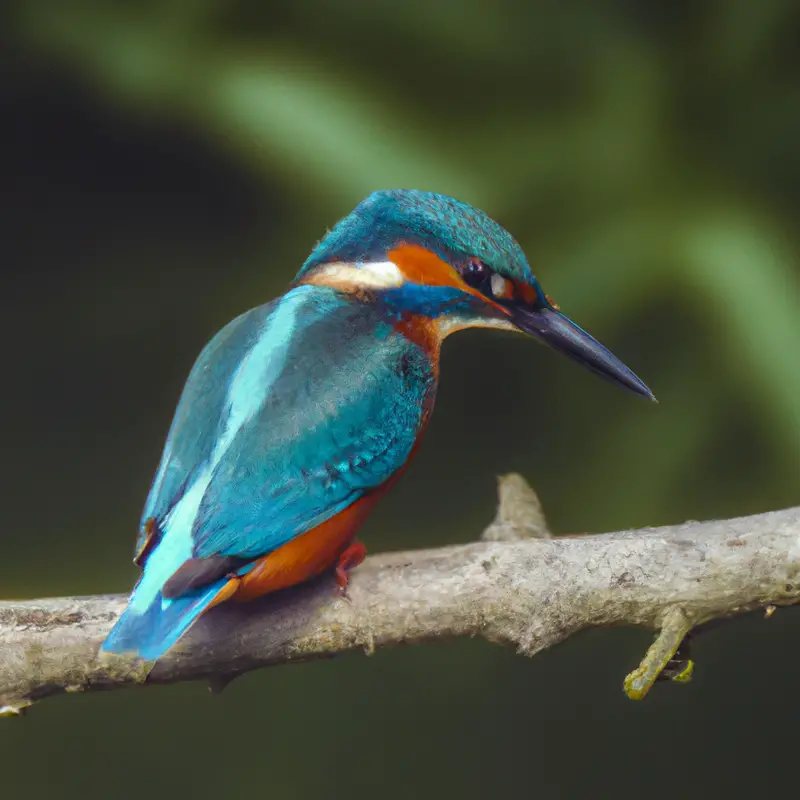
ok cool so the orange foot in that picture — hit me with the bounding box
[335,540,367,596]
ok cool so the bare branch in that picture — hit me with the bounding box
[1,476,798,715]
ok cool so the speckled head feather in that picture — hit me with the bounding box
[297,189,535,284]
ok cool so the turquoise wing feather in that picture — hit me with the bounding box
[149,282,435,559]
[134,298,274,559]
[102,284,435,658]
[192,302,434,558]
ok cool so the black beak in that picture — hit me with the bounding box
[512,306,656,401]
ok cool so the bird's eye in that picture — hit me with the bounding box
[460,258,490,288]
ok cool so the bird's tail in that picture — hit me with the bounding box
[101,578,230,661]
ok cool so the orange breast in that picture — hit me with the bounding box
[228,489,386,603]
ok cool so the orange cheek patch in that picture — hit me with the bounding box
[387,244,466,290]
[386,244,510,317]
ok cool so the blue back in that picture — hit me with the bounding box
[141,283,435,564]
[102,284,436,658]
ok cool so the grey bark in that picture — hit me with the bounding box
[1,475,798,716]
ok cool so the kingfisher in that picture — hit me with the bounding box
[101,189,654,660]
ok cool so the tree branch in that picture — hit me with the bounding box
[2,475,798,716]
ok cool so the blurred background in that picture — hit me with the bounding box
[2,1,799,798]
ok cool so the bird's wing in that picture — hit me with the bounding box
[134,295,277,560]
[139,283,435,567]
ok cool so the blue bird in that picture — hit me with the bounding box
[102,189,654,660]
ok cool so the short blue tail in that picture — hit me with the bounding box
[101,579,227,660]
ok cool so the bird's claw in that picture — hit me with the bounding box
[334,540,367,598]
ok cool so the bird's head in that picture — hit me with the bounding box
[297,189,654,400]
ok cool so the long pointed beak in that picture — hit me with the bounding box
[511,306,656,401]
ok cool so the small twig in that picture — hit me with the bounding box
[623,607,695,700]
[482,473,551,541]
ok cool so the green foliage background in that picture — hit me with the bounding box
[1,2,799,798]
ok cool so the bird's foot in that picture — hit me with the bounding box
[335,541,367,597]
